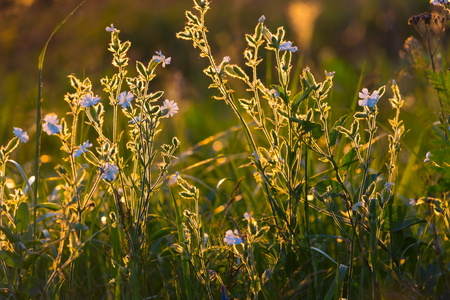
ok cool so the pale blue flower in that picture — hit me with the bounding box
[152,50,171,67]
[384,182,394,192]
[161,99,179,118]
[118,91,134,108]
[278,41,298,52]
[106,24,117,32]
[80,94,101,108]
[258,15,266,23]
[101,162,119,181]
[269,88,280,98]
[43,113,62,135]
[13,127,29,143]
[358,88,379,108]
[424,151,432,163]
[352,201,363,212]
[224,229,243,245]
[325,70,335,78]
[74,140,93,157]
[169,171,179,185]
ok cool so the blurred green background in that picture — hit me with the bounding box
[0,0,441,196]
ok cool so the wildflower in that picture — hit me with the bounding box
[358,88,379,108]
[278,41,298,52]
[258,15,266,23]
[74,140,93,157]
[106,24,117,32]
[384,182,394,192]
[424,151,432,163]
[161,99,179,117]
[101,162,119,181]
[117,91,134,109]
[224,229,243,245]
[269,87,280,98]
[80,93,101,108]
[203,233,209,247]
[13,127,29,143]
[152,50,171,67]
[325,70,335,78]
[42,113,62,135]
[409,198,416,206]
[352,201,363,212]
[169,171,179,185]
[244,212,251,221]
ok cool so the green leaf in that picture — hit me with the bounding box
[36,202,61,211]
[314,179,342,196]
[323,264,348,300]
[0,225,19,243]
[391,218,425,232]
[339,148,357,170]
[0,249,23,268]
[149,228,173,242]
[329,115,348,147]
[136,61,147,78]
[224,64,249,82]
[15,202,30,232]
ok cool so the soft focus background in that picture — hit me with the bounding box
[0,0,441,195]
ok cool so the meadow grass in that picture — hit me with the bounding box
[0,0,449,299]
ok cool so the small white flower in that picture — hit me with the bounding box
[118,91,134,109]
[409,198,416,206]
[224,229,243,245]
[152,50,171,67]
[161,99,179,118]
[106,24,117,32]
[80,94,101,108]
[424,151,432,163]
[358,88,379,108]
[42,113,62,135]
[101,162,119,181]
[258,15,266,23]
[74,140,93,158]
[278,41,298,52]
[13,127,29,143]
